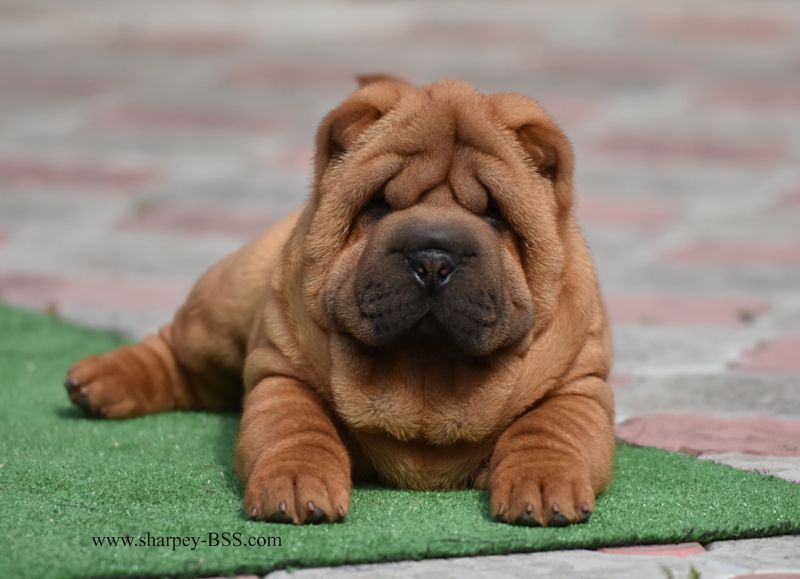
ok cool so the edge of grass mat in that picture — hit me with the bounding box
[2,302,799,578]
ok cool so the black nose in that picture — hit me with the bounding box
[407,249,457,294]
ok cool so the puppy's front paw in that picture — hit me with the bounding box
[244,457,351,525]
[489,458,595,527]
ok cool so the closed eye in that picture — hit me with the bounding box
[360,191,392,221]
[483,196,509,230]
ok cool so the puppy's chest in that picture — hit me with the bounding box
[353,431,493,490]
[330,365,514,445]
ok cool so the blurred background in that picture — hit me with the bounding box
[0,0,799,420]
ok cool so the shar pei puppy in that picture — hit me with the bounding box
[65,76,615,527]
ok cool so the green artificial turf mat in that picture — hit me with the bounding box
[1,302,800,578]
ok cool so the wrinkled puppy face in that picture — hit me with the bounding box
[307,77,574,360]
[334,183,533,357]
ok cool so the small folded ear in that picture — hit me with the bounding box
[324,100,381,159]
[488,92,575,216]
[356,73,410,88]
[314,76,410,178]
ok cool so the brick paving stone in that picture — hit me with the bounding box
[737,337,800,373]
[227,61,363,87]
[700,454,800,484]
[780,189,800,206]
[662,243,800,267]
[118,206,275,239]
[613,373,800,421]
[615,415,800,457]
[645,15,791,41]
[611,326,758,377]
[52,304,177,342]
[110,29,250,52]
[266,536,800,579]
[747,300,800,336]
[0,73,112,98]
[606,295,769,326]
[621,267,800,299]
[95,106,277,132]
[732,574,800,579]
[700,87,800,111]
[609,373,632,390]
[599,543,706,558]
[575,197,674,228]
[0,272,191,311]
[590,136,788,166]
[0,158,157,190]
[705,536,800,574]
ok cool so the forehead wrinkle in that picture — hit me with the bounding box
[397,93,455,150]
[384,150,451,209]
[371,84,513,211]
[418,184,458,208]
[427,85,503,161]
[458,112,507,160]
[448,146,490,214]
[380,95,458,209]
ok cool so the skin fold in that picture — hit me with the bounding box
[65,76,615,527]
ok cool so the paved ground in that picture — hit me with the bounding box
[1,0,799,577]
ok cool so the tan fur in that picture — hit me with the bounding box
[66,77,614,527]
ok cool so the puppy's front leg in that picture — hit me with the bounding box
[236,377,352,524]
[487,376,614,527]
